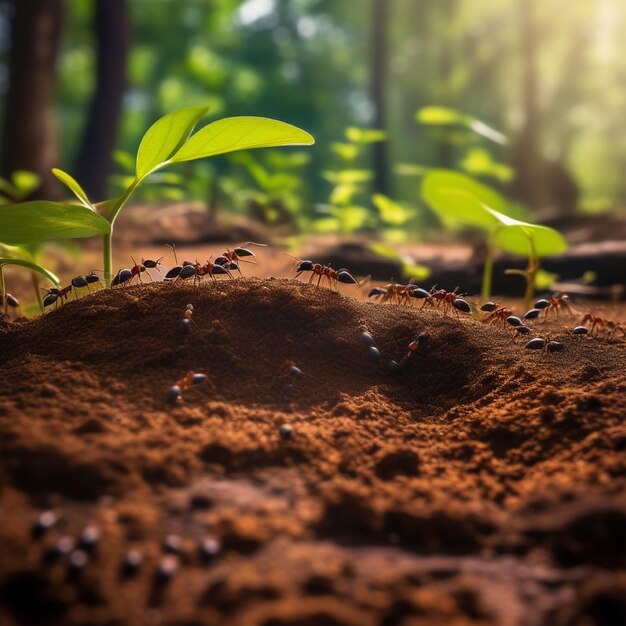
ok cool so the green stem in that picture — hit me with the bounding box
[31,271,43,312]
[102,177,141,287]
[0,265,6,319]
[481,237,494,300]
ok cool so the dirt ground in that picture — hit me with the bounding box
[0,276,625,625]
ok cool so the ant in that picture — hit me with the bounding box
[580,314,626,338]
[389,333,429,373]
[128,256,167,283]
[291,257,357,289]
[429,287,471,315]
[192,259,232,283]
[43,285,73,309]
[70,271,103,293]
[214,242,266,274]
[524,336,565,353]
[111,268,133,287]
[482,305,515,327]
[534,294,575,319]
[167,371,207,404]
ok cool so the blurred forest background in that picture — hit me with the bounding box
[0,0,624,242]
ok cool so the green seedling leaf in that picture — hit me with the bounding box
[170,116,314,163]
[52,168,93,209]
[345,127,387,143]
[422,169,507,218]
[322,169,372,185]
[0,257,59,286]
[372,194,414,225]
[0,242,33,261]
[0,201,111,244]
[417,106,507,145]
[460,147,514,183]
[136,105,210,177]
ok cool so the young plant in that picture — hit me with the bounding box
[422,169,567,304]
[0,243,59,317]
[0,107,314,285]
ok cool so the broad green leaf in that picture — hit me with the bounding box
[422,172,500,229]
[417,106,507,145]
[345,127,387,143]
[372,194,414,225]
[0,201,111,244]
[459,147,514,183]
[0,242,34,261]
[52,168,93,209]
[170,116,314,163]
[0,257,60,286]
[136,105,210,177]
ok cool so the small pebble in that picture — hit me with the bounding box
[167,385,181,404]
[523,308,541,319]
[122,549,143,576]
[67,550,89,575]
[79,524,101,551]
[44,536,74,564]
[288,365,303,377]
[163,534,183,555]
[547,341,565,352]
[388,360,402,374]
[572,326,589,335]
[179,318,191,333]
[33,510,57,538]
[360,331,374,348]
[192,373,206,385]
[199,537,221,563]
[279,424,293,441]
[506,316,523,327]
[156,555,178,584]
[366,346,381,364]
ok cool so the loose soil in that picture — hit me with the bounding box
[0,278,624,625]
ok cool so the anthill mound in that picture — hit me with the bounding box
[0,278,624,625]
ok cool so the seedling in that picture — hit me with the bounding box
[0,107,314,286]
[421,170,567,305]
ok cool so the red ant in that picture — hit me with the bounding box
[215,243,267,272]
[580,314,626,337]
[482,305,515,327]
[167,371,207,403]
[191,259,232,283]
[534,294,575,319]
[43,285,73,309]
[129,256,167,283]
[291,257,357,289]
[429,287,471,315]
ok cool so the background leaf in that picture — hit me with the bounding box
[0,201,111,244]
[52,168,93,209]
[170,116,314,163]
[0,257,60,285]
[417,106,508,145]
[136,105,210,177]
[372,193,414,225]
[345,127,387,143]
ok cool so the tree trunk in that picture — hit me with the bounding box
[1,0,65,199]
[510,0,542,209]
[75,0,130,201]
[370,0,389,195]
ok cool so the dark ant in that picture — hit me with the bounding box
[167,371,207,404]
[43,285,73,308]
[70,272,104,293]
[524,337,565,353]
[482,305,515,327]
[389,333,429,373]
[291,257,357,289]
[193,259,233,282]
[111,268,133,287]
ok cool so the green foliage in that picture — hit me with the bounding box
[0,257,60,286]
[416,106,507,145]
[421,170,566,299]
[0,107,314,286]
[0,201,111,244]
[0,170,41,205]
[372,194,415,226]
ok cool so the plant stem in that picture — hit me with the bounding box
[0,266,6,319]
[31,271,43,311]
[103,231,113,287]
[481,238,494,300]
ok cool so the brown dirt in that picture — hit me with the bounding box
[0,278,624,625]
